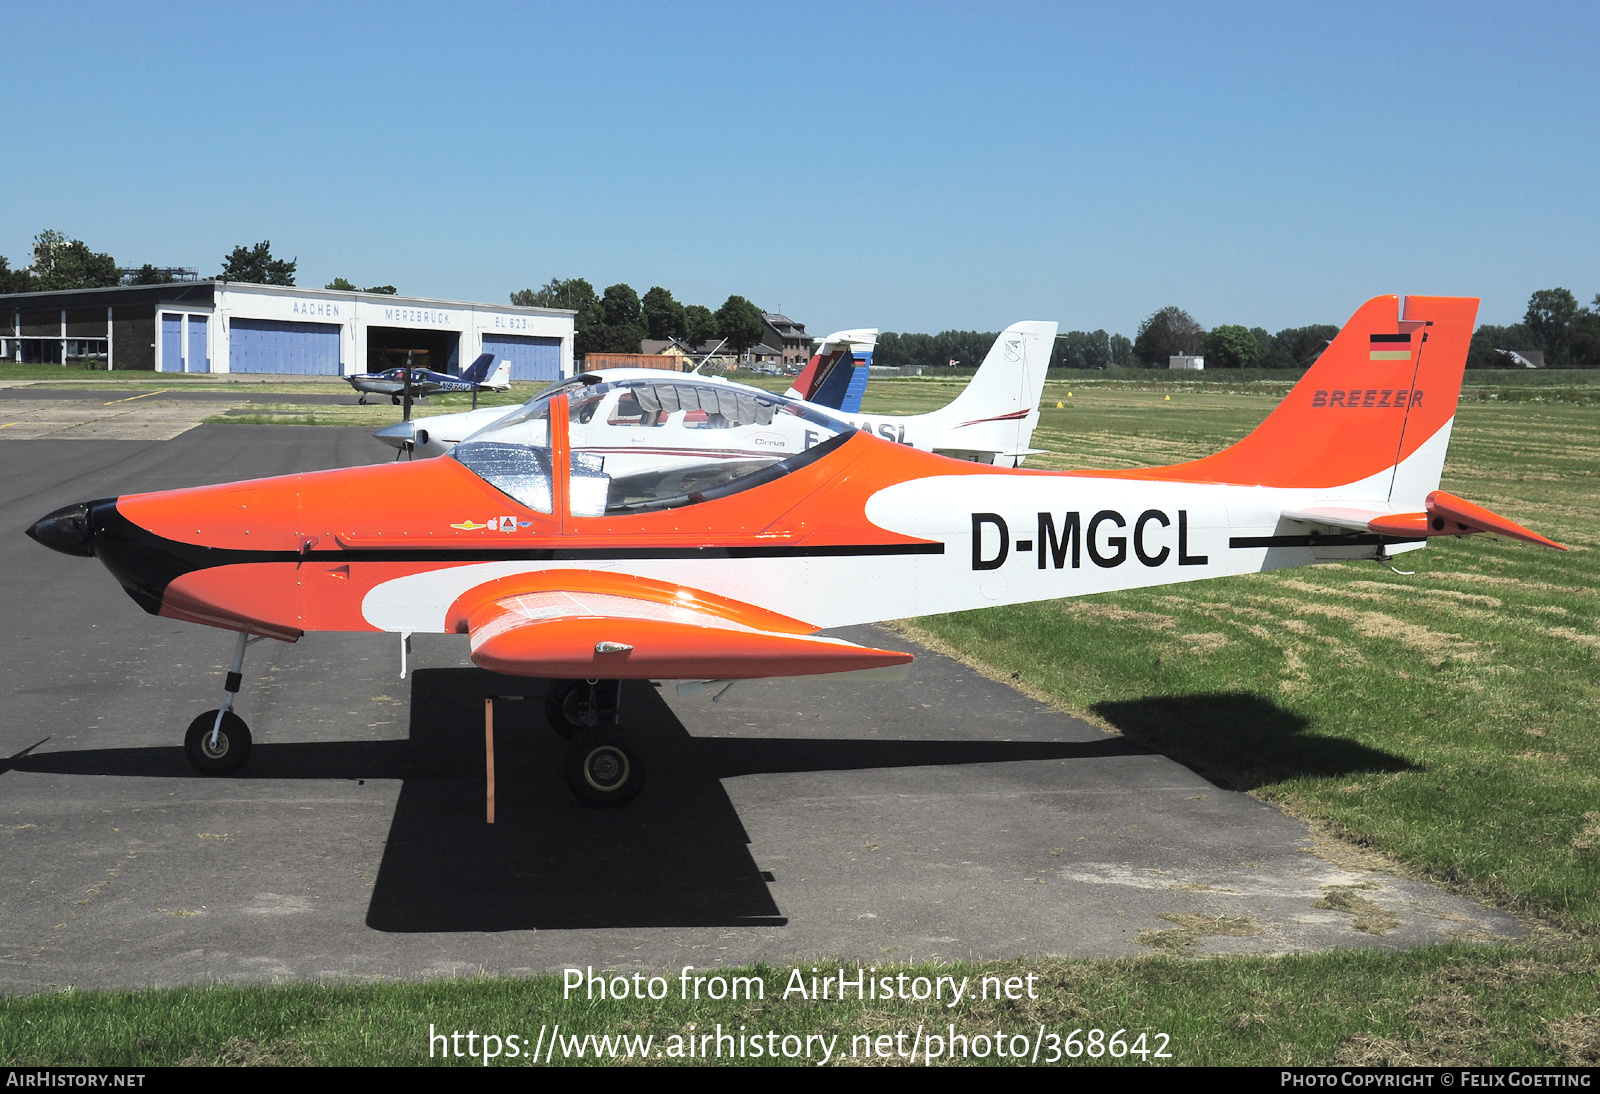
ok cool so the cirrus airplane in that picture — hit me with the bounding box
[347,352,512,405]
[27,296,1563,808]
[372,322,1058,467]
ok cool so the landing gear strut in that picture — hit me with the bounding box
[184,631,260,775]
[545,679,644,807]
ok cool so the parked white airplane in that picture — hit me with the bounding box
[372,321,1058,465]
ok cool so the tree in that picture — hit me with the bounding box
[1524,288,1580,367]
[1466,323,1531,369]
[0,255,33,294]
[599,283,641,329]
[1132,306,1205,366]
[129,264,176,285]
[510,277,602,357]
[593,283,646,353]
[1109,333,1133,367]
[1050,329,1112,370]
[1265,324,1338,368]
[220,241,296,286]
[1202,324,1264,369]
[1570,300,1600,369]
[714,295,766,355]
[29,230,118,291]
[642,286,686,341]
[329,278,398,294]
[684,304,718,347]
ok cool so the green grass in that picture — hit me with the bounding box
[3,947,1596,1066]
[908,389,1600,931]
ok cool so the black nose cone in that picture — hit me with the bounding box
[27,501,96,557]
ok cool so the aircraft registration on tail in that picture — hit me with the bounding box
[26,295,1563,807]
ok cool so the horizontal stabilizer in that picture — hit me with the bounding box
[1427,490,1567,550]
[1285,492,1565,550]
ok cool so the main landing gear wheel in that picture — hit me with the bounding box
[545,679,607,738]
[563,731,644,808]
[184,710,253,775]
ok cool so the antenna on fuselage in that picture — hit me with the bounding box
[689,339,728,376]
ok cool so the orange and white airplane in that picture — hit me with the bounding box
[26,295,1563,806]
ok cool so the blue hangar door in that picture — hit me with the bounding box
[160,314,182,372]
[228,319,341,375]
[481,334,560,382]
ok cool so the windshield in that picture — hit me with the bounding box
[453,376,854,516]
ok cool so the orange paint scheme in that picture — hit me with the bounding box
[160,564,305,641]
[1080,296,1478,489]
[1365,512,1430,538]
[1426,489,1567,550]
[118,424,978,563]
[444,570,819,636]
[1358,492,1566,550]
[468,609,911,680]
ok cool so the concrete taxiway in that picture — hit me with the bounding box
[0,423,1523,993]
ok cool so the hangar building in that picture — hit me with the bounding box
[0,282,575,380]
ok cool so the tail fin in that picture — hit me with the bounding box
[1097,295,1477,502]
[487,358,512,389]
[922,321,1058,458]
[787,329,877,411]
[460,353,496,385]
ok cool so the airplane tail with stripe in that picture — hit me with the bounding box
[787,330,877,412]
[919,320,1057,463]
[460,353,496,385]
[1105,295,1474,504]
[1095,295,1564,551]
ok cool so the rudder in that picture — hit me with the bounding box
[1091,295,1477,499]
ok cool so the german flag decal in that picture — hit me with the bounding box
[1370,333,1412,361]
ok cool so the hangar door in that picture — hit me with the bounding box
[229,319,341,375]
[481,334,561,382]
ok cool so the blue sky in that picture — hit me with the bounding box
[4,1,1595,335]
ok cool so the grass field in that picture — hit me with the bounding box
[3,370,1597,1066]
[900,385,1600,934]
[1,946,1596,1067]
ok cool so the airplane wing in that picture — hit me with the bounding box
[448,571,913,680]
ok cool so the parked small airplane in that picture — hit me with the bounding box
[347,352,511,405]
[27,296,1564,808]
[371,322,1058,466]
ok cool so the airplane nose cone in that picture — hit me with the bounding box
[372,420,416,450]
[26,501,96,557]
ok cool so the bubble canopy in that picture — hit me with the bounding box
[451,375,856,516]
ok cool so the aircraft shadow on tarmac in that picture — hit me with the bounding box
[2,669,1149,933]
[1091,692,1416,792]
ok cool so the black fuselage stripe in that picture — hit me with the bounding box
[298,542,946,563]
[1229,534,1422,548]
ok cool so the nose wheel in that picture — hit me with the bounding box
[184,631,263,775]
[184,710,252,774]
